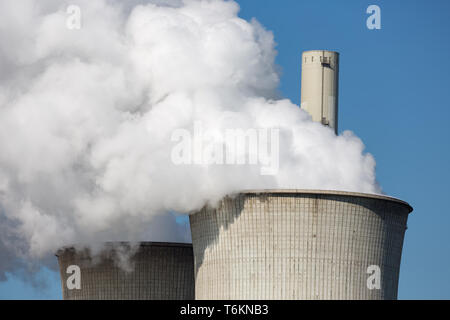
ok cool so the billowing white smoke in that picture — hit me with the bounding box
[0,0,379,277]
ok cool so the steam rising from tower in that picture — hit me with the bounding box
[0,0,391,289]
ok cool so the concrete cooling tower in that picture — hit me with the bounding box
[56,242,194,300]
[189,190,413,300]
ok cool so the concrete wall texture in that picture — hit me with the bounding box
[189,190,413,300]
[56,242,194,300]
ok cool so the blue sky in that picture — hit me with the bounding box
[1,0,449,299]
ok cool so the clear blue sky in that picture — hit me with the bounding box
[1,0,449,299]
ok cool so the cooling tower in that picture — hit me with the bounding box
[189,190,412,300]
[301,50,339,133]
[56,242,194,300]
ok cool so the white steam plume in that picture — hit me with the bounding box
[0,0,380,278]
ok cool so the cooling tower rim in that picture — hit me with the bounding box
[55,241,192,257]
[302,50,340,55]
[237,189,413,213]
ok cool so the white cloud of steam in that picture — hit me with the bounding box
[0,0,380,278]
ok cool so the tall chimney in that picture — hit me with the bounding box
[301,50,339,134]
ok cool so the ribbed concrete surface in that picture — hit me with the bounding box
[189,190,412,300]
[56,242,194,300]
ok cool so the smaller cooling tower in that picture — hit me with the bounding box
[301,50,339,133]
[56,242,194,300]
